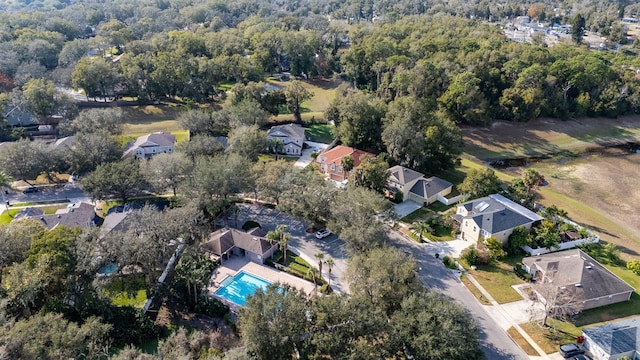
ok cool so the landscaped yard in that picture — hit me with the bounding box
[305,123,335,144]
[520,319,580,354]
[506,326,539,356]
[462,256,525,304]
[103,275,148,308]
[460,275,492,305]
[270,249,325,286]
[400,207,435,224]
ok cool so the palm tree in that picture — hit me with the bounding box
[267,224,289,262]
[279,232,291,264]
[410,220,433,243]
[0,171,12,205]
[324,258,334,290]
[315,252,325,276]
[307,267,319,295]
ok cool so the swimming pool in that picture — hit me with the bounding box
[214,271,272,306]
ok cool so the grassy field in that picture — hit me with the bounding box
[103,275,147,308]
[268,78,342,122]
[117,105,188,144]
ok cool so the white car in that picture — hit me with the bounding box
[315,229,331,239]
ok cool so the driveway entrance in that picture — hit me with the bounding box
[394,200,423,219]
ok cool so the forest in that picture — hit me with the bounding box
[1,0,640,358]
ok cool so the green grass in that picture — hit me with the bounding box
[400,207,435,223]
[461,275,492,305]
[427,201,454,213]
[257,154,299,163]
[10,199,70,207]
[428,223,455,241]
[463,256,525,304]
[0,205,70,224]
[305,124,335,144]
[521,319,581,354]
[103,275,147,308]
[507,326,539,356]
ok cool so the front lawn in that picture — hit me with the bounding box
[460,275,492,305]
[520,319,581,354]
[269,249,325,285]
[462,256,525,304]
[427,201,454,213]
[399,207,435,223]
[506,326,539,356]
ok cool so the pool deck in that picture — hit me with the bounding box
[207,256,317,301]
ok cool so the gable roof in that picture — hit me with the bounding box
[523,249,635,303]
[53,136,76,149]
[267,123,305,139]
[13,202,97,230]
[202,227,274,256]
[318,146,374,169]
[123,132,176,157]
[583,316,640,356]
[409,177,453,198]
[456,193,543,233]
[388,165,424,185]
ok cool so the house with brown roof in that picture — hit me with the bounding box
[316,145,374,182]
[202,227,277,264]
[123,132,176,159]
[12,202,98,230]
[267,123,305,156]
[453,193,543,244]
[523,249,635,311]
[387,165,453,205]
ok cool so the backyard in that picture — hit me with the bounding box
[102,275,148,308]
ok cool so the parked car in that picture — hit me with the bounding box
[315,229,331,239]
[22,186,38,194]
[572,355,592,360]
[559,344,584,358]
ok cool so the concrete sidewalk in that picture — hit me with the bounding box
[463,273,558,359]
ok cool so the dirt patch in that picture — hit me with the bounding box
[519,152,640,258]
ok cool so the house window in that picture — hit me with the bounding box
[464,221,468,227]
[331,164,335,171]
[473,226,477,232]
[338,166,342,173]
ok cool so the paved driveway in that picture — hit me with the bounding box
[293,141,328,169]
[232,204,349,293]
[394,200,423,219]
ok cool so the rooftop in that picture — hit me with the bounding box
[318,145,374,168]
[583,316,640,356]
[388,165,424,185]
[267,123,305,139]
[203,227,274,256]
[13,202,97,230]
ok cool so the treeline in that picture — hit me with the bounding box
[342,16,640,123]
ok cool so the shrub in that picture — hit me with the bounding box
[461,247,480,266]
[195,296,229,318]
[442,255,456,269]
[242,220,261,230]
[627,260,640,276]
[394,191,404,203]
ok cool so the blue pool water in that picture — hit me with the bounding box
[214,271,272,306]
[97,262,118,275]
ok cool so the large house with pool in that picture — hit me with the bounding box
[202,227,277,264]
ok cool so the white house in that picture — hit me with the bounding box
[583,316,640,360]
[123,132,176,159]
[266,123,305,156]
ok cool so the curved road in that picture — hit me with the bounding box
[386,228,528,360]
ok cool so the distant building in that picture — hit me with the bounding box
[12,202,98,230]
[316,145,375,182]
[266,123,305,156]
[387,165,453,205]
[202,227,277,264]
[123,132,176,159]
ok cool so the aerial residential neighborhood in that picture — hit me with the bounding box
[1,0,640,359]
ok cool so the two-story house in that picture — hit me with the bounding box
[316,145,374,182]
[453,193,543,244]
[123,132,176,159]
[387,165,453,205]
[266,123,305,156]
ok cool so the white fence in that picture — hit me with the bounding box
[437,193,466,206]
[523,236,600,256]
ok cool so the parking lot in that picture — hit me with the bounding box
[231,203,349,293]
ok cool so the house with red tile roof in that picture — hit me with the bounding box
[316,145,374,182]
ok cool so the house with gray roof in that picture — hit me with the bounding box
[583,316,640,360]
[123,132,176,159]
[387,165,453,205]
[453,193,543,244]
[202,227,277,264]
[12,202,98,230]
[523,249,634,312]
[266,123,305,156]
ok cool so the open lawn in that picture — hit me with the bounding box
[399,207,435,223]
[506,327,539,356]
[305,123,335,143]
[520,319,581,354]
[116,105,188,144]
[462,256,525,304]
[268,78,342,122]
[460,275,492,305]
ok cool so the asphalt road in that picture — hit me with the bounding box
[1,183,89,212]
[386,228,528,360]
